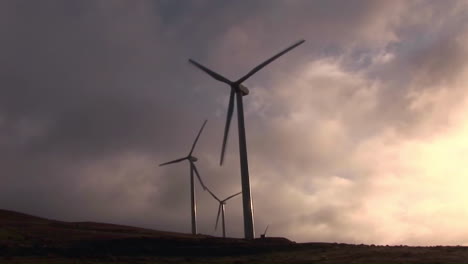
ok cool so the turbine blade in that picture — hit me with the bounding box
[159,157,187,167]
[220,88,235,165]
[236,40,305,84]
[191,162,207,190]
[206,187,221,202]
[222,191,242,202]
[215,204,222,231]
[189,59,232,85]
[189,120,207,156]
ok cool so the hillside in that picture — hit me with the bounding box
[1,209,468,263]
[0,208,204,243]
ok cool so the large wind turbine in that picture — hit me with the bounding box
[189,40,305,239]
[206,188,242,238]
[159,120,208,235]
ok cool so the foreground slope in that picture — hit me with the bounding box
[1,209,468,263]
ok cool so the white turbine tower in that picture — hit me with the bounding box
[189,40,305,239]
[159,120,208,235]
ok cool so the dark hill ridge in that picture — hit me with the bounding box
[0,209,48,223]
[2,209,468,263]
[0,208,288,241]
[0,209,294,259]
[0,209,213,245]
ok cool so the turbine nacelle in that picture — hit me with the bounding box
[238,84,249,96]
[188,156,198,162]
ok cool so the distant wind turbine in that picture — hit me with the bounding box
[189,40,305,239]
[206,188,242,238]
[261,225,269,238]
[159,120,208,235]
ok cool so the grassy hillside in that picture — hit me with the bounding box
[1,209,467,263]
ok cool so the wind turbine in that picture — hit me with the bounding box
[189,40,305,239]
[206,188,242,238]
[159,120,208,235]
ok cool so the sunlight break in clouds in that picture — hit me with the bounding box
[247,27,468,244]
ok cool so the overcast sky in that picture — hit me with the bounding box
[1,0,468,246]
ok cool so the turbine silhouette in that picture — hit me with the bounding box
[189,40,305,239]
[159,120,208,235]
[206,188,242,238]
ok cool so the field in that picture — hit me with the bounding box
[0,209,467,263]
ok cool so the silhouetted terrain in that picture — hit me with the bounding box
[1,209,467,263]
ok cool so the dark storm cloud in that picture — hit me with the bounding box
[0,0,263,234]
[0,0,201,217]
[0,2,162,149]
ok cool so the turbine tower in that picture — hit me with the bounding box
[189,40,305,239]
[206,188,242,238]
[159,120,208,235]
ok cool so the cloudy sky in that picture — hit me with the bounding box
[1,0,468,246]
